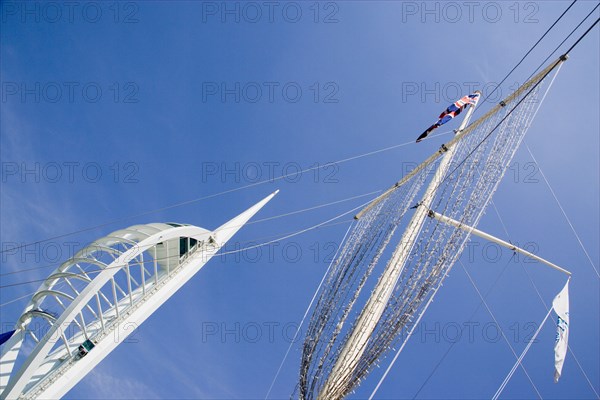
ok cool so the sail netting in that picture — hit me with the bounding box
[298,57,564,400]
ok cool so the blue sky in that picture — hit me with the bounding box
[1,1,598,399]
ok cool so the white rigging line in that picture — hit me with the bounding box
[523,142,599,279]
[477,63,599,398]
[410,255,517,400]
[248,191,380,226]
[216,199,373,257]
[0,190,381,281]
[0,131,455,258]
[488,199,512,241]
[367,268,445,400]
[368,52,565,400]
[490,193,600,398]
[492,307,553,400]
[0,292,38,308]
[264,222,354,400]
[459,260,543,400]
[0,195,377,302]
[519,59,598,279]
[521,264,600,398]
[484,61,599,397]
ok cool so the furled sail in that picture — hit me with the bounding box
[298,56,566,400]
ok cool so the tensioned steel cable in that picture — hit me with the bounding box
[0,130,455,257]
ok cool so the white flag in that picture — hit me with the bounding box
[552,279,570,383]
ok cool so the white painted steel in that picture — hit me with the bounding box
[427,208,571,276]
[0,191,277,399]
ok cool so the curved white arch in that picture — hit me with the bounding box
[44,272,91,285]
[30,291,75,307]
[0,191,277,399]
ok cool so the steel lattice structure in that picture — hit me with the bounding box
[0,191,277,399]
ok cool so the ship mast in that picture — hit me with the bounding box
[318,95,481,400]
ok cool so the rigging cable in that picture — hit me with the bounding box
[0,190,380,278]
[412,66,597,399]
[492,306,553,400]
[0,197,376,290]
[264,222,354,400]
[475,0,577,108]
[367,256,453,400]
[411,254,517,399]
[426,10,599,201]
[491,199,599,397]
[380,14,599,396]
[0,130,453,257]
[523,143,599,278]
[525,3,599,84]
[460,260,543,399]
[486,168,599,396]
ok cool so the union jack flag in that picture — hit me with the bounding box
[416,91,481,143]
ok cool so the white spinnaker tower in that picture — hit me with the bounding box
[0,191,277,400]
[299,56,571,400]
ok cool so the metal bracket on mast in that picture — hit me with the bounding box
[426,208,572,276]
